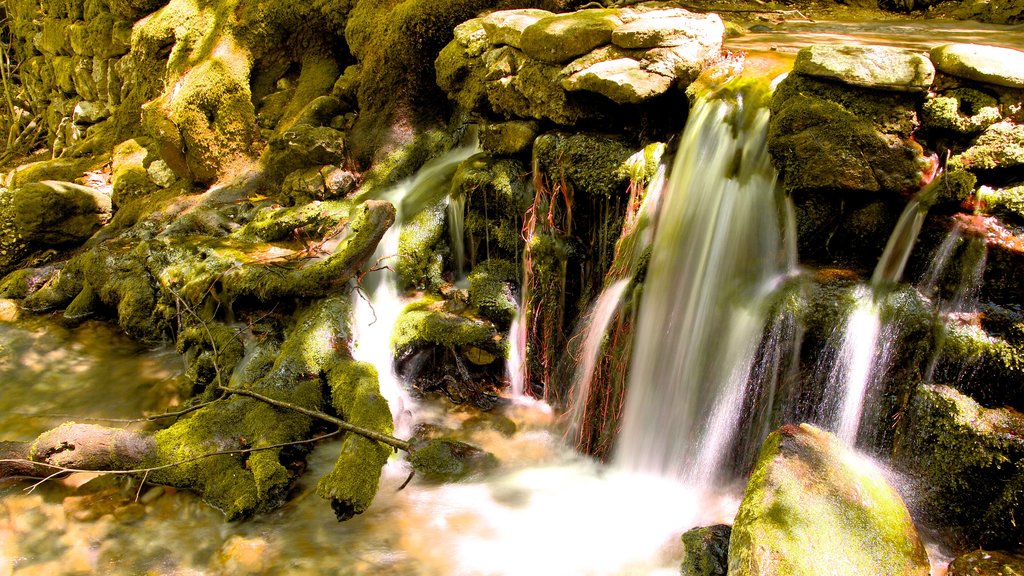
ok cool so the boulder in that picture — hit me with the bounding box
[947,549,1024,575]
[520,9,622,64]
[793,45,935,92]
[894,384,1024,547]
[931,44,1024,89]
[11,180,112,245]
[480,9,553,50]
[950,121,1024,172]
[562,57,673,104]
[729,423,930,576]
[611,11,723,49]
[681,524,730,576]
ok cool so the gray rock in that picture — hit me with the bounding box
[562,58,673,104]
[611,11,723,49]
[931,43,1024,88]
[480,9,553,50]
[322,166,357,197]
[451,18,489,58]
[793,44,935,92]
[730,424,930,576]
[520,9,622,64]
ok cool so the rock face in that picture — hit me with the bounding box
[729,424,930,576]
[894,384,1024,547]
[793,45,935,92]
[931,43,1024,88]
[436,3,723,124]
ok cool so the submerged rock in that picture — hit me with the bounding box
[894,384,1024,547]
[729,423,929,576]
[931,44,1024,89]
[792,44,935,92]
[409,437,499,482]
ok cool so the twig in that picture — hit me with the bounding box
[218,385,412,453]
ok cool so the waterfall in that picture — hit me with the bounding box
[448,192,467,281]
[506,308,528,399]
[817,174,942,445]
[613,84,796,484]
[352,141,478,435]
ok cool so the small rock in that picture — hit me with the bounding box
[72,101,109,124]
[562,57,674,104]
[931,43,1024,88]
[220,535,275,574]
[409,438,499,482]
[521,9,622,64]
[321,165,357,197]
[480,120,540,154]
[681,524,731,576]
[113,502,146,524]
[480,9,554,50]
[793,44,935,92]
[0,299,21,322]
[146,159,177,188]
[950,121,1024,171]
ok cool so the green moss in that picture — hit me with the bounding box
[534,132,634,198]
[949,121,1024,173]
[234,199,351,243]
[409,437,499,483]
[397,199,448,291]
[921,88,1002,134]
[978,183,1024,224]
[467,258,519,327]
[392,295,500,353]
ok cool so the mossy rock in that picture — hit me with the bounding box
[729,423,930,576]
[391,295,501,354]
[894,384,1024,547]
[534,132,634,197]
[681,524,730,576]
[947,549,1024,575]
[921,87,1002,135]
[467,258,519,328]
[409,437,499,482]
[12,180,112,245]
[949,121,1024,173]
[396,198,448,291]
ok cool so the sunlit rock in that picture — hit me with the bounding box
[611,11,723,49]
[931,43,1024,88]
[921,87,1003,134]
[521,9,623,64]
[681,524,730,576]
[562,58,674,104]
[480,9,553,50]
[949,121,1024,171]
[11,180,111,245]
[793,44,935,92]
[729,424,929,576]
[894,384,1024,547]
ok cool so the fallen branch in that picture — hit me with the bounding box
[219,385,411,453]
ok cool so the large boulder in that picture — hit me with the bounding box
[729,423,930,576]
[11,180,112,245]
[894,384,1024,547]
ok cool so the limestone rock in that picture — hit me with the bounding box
[12,180,112,245]
[729,423,930,576]
[562,58,673,104]
[520,9,622,64]
[111,138,157,207]
[480,119,540,154]
[72,101,109,124]
[894,384,1024,547]
[931,43,1024,88]
[793,44,935,92]
[480,9,553,50]
[486,51,594,125]
[611,11,723,49]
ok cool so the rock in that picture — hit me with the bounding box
[111,138,157,207]
[220,535,275,574]
[681,524,730,576]
[950,121,1024,172]
[0,299,21,322]
[533,132,634,197]
[894,384,1024,547]
[265,125,346,179]
[562,58,673,104]
[769,75,929,194]
[480,9,553,50]
[72,101,109,124]
[409,437,499,482]
[611,11,723,49]
[729,423,930,576]
[921,87,1003,134]
[321,165,357,197]
[485,50,595,125]
[12,180,112,245]
[480,119,539,154]
[931,44,1024,88]
[793,45,935,92]
[520,9,622,64]
[947,549,1024,575]
[146,159,178,188]
[392,296,501,354]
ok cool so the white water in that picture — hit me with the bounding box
[448,193,467,281]
[564,277,631,443]
[614,87,794,484]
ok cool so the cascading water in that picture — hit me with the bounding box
[352,141,479,435]
[614,83,797,485]
[816,175,940,445]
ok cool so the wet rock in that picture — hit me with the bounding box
[931,44,1024,89]
[484,49,595,125]
[681,524,731,576]
[729,423,929,576]
[480,9,553,50]
[392,296,501,354]
[792,45,934,92]
[73,100,109,124]
[521,9,622,64]
[12,180,112,245]
[219,535,275,574]
[409,437,499,482]
[947,549,1024,575]
[894,384,1024,547]
[921,87,1003,134]
[468,259,520,327]
[533,132,634,197]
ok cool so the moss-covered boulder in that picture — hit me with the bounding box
[729,423,929,576]
[894,384,1024,547]
[521,9,622,64]
[769,72,930,195]
[409,437,499,482]
[681,524,730,576]
[930,44,1024,89]
[921,87,1003,135]
[392,295,502,355]
[949,121,1024,172]
[11,180,112,245]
